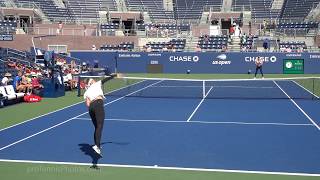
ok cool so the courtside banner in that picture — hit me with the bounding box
[70,51,320,74]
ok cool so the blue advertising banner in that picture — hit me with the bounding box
[70,51,320,74]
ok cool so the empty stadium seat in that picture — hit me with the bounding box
[281,0,320,19]
[232,0,280,19]
[146,39,186,52]
[100,42,134,51]
[198,35,229,50]
[0,20,17,34]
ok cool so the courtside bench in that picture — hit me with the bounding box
[0,85,25,107]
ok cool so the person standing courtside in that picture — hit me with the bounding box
[254,56,264,79]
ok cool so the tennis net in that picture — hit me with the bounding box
[77,76,320,100]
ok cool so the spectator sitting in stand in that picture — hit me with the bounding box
[31,74,44,95]
[146,45,152,52]
[7,59,16,68]
[20,74,32,94]
[64,71,77,90]
[13,72,23,92]
[172,46,176,52]
[195,45,201,52]
[1,73,12,86]
[163,46,168,52]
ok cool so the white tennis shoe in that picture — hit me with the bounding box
[92,145,102,156]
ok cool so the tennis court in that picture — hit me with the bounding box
[1,76,320,177]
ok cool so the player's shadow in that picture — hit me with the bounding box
[78,141,130,169]
[78,143,104,169]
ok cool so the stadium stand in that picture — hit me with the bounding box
[198,35,228,51]
[281,0,320,19]
[0,20,17,34]
[276,21,319,35]
[14,0,72,22]
[65,0,117,19]
[100,22,120,36]
[125,0,222,21]
[124,0,174,20]
[100,42,134,51]
[175,0,222,20]
[232,0,281,19]
[279,41,307,52]
[145,39,186,52]
[240,34,258,51]
[144,23,191,37]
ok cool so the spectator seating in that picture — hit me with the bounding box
[0,60,6,77]
[279,41,307,52]
[100,23,120,30]
[146,39,186,52]
[100,42,134,51]
[278,21,319,29]
[241,35,258,51]
[276,21,319,36]
[175,0,222,20]
[281,0,320,19]
[66,0,117,19]
[232,0,280,19]
[0,20,17,34]
[15,0,72,22]
[124,0,174,20]
[100,23,120,35]
[198,35,228,50]
[145,23,190,31]
[136,23,146,30]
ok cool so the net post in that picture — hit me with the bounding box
[77,76,81,97]
[202,80,205,98]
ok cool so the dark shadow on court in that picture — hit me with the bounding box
[78,143,103,169]
[78,141,130,169]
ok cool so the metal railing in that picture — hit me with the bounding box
[6,56,31,66]
[6,48,27,58]
[21,26,99,36]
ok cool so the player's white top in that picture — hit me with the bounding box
[255,57,263,67]
[83,80,105,101]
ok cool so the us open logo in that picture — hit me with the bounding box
[212,54,231,65]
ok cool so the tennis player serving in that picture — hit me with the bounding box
[83,73,122,156]
[254,56,264,79]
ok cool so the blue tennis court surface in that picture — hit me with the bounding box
[1,79,320,176]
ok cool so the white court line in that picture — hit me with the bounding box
[291,80,319,99]
[0,101,84,132]
[187,86,213,122]
[151,85,274,89]
[0,159,319,177]
[0,80,163,151]
[0,113,85,151]
[75,117,313,126]
[273,81,320,131]
[0,80,145,132]
[211,85,275,89]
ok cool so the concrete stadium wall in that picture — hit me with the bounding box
[0,35,138,51]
